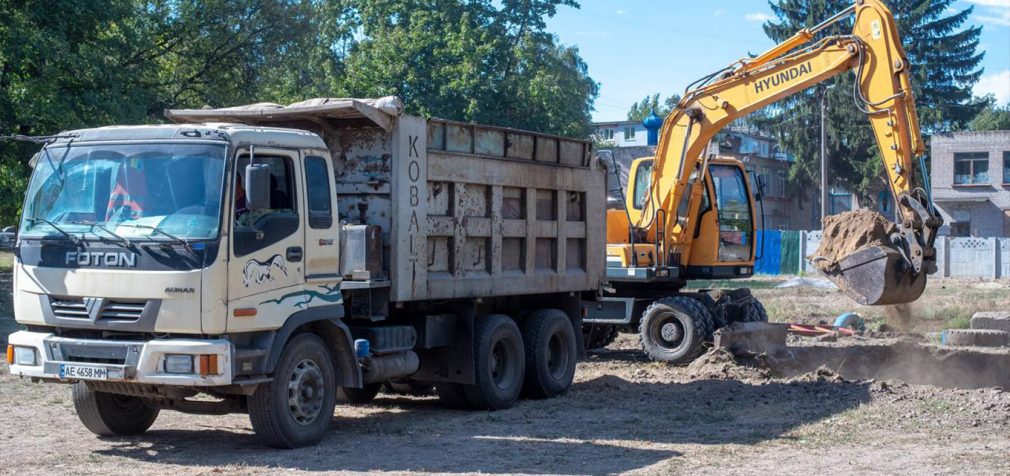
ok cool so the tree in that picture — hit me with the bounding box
[627,93,680,122]
[970,104,1010,131]
[340,0,598,137]
[759,0,986,201]
[0,0,599,225]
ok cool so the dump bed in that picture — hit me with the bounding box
[167,97,606,302]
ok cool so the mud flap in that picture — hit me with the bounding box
[823,246,927,306]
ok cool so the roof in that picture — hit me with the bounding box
[49,123,326,150]
[165,96,404,132]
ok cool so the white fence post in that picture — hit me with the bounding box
[990,237,999,280]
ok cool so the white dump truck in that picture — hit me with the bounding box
[5,97,615,447]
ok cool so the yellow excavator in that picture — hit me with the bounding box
[584,0,942,363]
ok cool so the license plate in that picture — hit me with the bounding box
[59,363,110,381]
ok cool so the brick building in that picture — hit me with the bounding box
[930,130,1010,237]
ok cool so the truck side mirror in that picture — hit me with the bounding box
[245,163,272,211]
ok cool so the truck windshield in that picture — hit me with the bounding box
[20,143,226,241]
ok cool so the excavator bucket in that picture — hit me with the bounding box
[823,245,927,306]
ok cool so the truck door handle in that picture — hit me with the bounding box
[286,246,303,262]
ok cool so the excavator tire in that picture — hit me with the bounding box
[583,325,619,351]
[743,299,769,323]
[942,329,1009,348]
[638,296,714,365]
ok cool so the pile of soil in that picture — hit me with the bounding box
[810,210,898,273]
[686,349,771,382]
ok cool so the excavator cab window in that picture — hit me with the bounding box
[710,164,753,262]
[632,160,653,209]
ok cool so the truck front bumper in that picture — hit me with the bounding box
[7,330,233,386]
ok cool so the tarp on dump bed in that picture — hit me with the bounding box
[165,96,404,131]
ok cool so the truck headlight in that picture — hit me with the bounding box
[13,346,36,366]
[164,354,194,374]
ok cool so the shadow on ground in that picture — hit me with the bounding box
[94,375,871,474]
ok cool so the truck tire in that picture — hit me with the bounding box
[435,383,472,409]
[521,309,578,399]
[72,382,159,436]
[943,329,1009,348]
[743,299,769,323]
[339,383,382,404]
[462,314,525,410]
[248,333,338,448]
[639,296,714,365]
[583,324,619,351]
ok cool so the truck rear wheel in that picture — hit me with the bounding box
[462,314,525,410]
[248,333,337,448]
[521,309,577,398]
[639,296,714,365]
[72,382,160,436]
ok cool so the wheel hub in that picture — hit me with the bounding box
[287,359,325,425]
[490,339,515,390]
[660,321,683,343]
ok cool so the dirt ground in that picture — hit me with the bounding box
[2,270,1010,474]
[3,332,1010,475]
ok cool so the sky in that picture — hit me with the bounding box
[545,0,1010,122]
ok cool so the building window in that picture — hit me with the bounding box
[1003,151,1010,184]
[624,127,636,141]
[603,129,614,140]
[954,152,989,185]
[949,222,970,237]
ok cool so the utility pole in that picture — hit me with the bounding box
[820,85,829,228]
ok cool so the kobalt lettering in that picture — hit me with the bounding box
[66,251,137,268]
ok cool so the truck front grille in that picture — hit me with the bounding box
[48,297,148,323]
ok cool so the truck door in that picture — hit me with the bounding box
[301,152,340,279]
[228,148,307,321]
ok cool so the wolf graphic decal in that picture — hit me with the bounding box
[243,254,288,287]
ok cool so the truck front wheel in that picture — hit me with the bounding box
[72,382,160,436]
[521,309,577,398]
[248,333,337,448]
[462,314,525,410]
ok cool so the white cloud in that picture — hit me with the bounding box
[744,12,773,23]
[964,0,1010,8]
[714,8,727,17]
[975,69,1010,105]
[975,8,1010,26]
[616,9,626,15]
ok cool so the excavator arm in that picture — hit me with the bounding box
[627,0,941,305]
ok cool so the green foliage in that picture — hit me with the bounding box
[342,0,596,137]
[970,104,1010,131]
[626,93,680,122]
[759,0,986,201]
[0,0,597,225]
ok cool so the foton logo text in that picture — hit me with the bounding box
[66,251,137,268]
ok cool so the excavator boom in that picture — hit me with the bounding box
[623,0,941,305]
